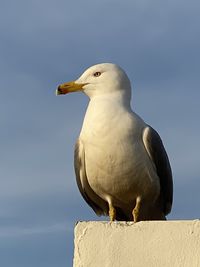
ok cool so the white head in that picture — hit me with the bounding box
[56,63,132,101]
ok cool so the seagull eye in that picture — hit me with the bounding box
[93,71,101,77]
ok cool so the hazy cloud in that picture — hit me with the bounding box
[1,0,200,266]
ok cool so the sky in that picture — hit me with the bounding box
[0,0,200,266]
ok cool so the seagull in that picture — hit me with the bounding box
[56,63,173,222]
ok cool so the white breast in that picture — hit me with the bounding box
[79,97,160,205]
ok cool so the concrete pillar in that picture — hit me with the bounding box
[73,220,200,267]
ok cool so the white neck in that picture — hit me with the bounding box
[79,91,135,140]
[87,90,132,110]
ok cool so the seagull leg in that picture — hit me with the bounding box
[132,196,141,223]
[108,203,116,221]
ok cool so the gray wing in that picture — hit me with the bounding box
[74,139,108,216]
[143,126,173,215]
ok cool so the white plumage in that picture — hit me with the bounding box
[57,63,173,221]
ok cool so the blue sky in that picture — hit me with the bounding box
[1,0,200,266]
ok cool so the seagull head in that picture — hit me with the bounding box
[56,63,132,100]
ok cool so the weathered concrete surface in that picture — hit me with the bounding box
[73,220,200,267]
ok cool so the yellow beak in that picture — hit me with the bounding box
[56,81,87,95]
